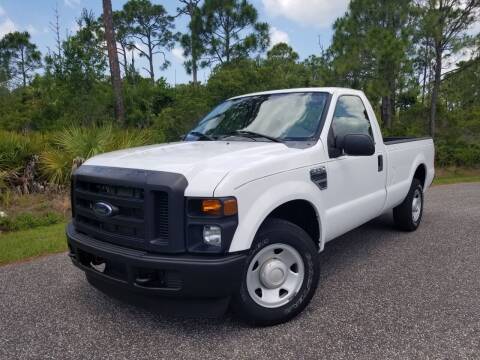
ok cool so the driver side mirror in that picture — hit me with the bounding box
[341,134,375,156]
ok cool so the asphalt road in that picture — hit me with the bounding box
[1,183,480,360]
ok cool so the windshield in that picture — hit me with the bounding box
[187,92,329,142]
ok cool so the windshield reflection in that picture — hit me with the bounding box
[189,92,329,141]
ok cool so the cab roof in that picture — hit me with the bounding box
[228,87,365,100]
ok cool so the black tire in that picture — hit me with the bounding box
[231,218,320,326]
[393,178,424,231]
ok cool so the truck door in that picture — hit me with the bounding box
[322,95,387,241]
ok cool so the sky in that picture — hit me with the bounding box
[0,0,350,84]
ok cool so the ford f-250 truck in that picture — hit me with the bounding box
[67,88,435,325]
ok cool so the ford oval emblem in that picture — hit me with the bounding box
[92,202,117,217]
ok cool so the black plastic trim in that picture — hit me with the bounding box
[67,223,246,298]
[310,167,328,190]
[383,136,432,145]
[72,165,188,254]
[186,215,238,253]
[378,154,384,172]
[343,133,376,156]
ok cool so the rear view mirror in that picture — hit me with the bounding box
[342,134,375,156]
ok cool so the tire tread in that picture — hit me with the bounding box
[231,218,320,326]
[393,178,423,231]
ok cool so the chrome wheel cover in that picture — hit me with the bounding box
[412,189,422,223]
[246,243,305,308]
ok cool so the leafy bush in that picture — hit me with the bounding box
[435,139,480,167]
[0,131,46,171]
[123,78,174,128]
[154,84,212,142]
[0,212,63,232]
[40,125,152,184]
[0,131,50,199]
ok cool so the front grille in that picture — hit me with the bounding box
[71,166,187,253]
[73,180,168,248]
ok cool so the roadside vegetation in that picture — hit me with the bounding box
[0,0,479,264]
[0,192,69,265]
[433,168,480,185]
[0,223,67,266]
[0,192,69,232]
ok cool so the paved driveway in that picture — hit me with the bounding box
[1,183,479,359]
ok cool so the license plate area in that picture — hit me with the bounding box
[76,248,182,290]
[77,249,127,281]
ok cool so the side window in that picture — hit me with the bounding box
[328,96,373,157]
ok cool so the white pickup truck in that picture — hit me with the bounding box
[67,88,435,325]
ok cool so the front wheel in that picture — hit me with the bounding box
[231,218,320,326]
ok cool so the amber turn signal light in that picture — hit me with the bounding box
[223,198,238,216]
[200,198,237,216]
[201,199,222,215]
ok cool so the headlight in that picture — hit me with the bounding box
[203,225,222,247]
[186,197,238,253]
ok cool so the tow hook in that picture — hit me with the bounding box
[90,256,107,273]
[135,275,155,285]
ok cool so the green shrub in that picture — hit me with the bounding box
[154,84,212,142]
[0,131,46,171]
[0,212,63,232]
[40,125,152,184]
[435,139,480,167]
[123,77,174,128]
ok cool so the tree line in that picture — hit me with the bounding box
[0,0,479,168]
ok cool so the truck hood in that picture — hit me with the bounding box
[83,141,295,195]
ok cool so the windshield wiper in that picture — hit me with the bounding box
[227,130,283,143]
[188,131,215,141]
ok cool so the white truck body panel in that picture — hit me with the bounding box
[384,140,435,209]
[84,87,435,253]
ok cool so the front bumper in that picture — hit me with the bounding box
[66,223,246,298]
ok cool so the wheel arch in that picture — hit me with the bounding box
[228,191,324,253]
[407,151,428,191]
[413,163,427,189]
[227,176,327,253]
[260,199,321,250]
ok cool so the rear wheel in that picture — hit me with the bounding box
[231,218,320,326]
[393,178,424,231]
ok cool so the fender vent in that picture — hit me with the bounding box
[310,167,327,190]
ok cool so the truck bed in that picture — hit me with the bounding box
[382,136,435,212]
[383,136,432,145]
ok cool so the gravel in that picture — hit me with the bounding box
[1,183,479,359]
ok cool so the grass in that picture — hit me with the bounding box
[0,191,69,266]
[0,191,69,232]
[433,167,480,185]
[0,222,67,266]
[0,212,64,232]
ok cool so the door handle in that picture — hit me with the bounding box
[378,155,383,172]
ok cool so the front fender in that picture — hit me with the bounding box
[227,172,326,253]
